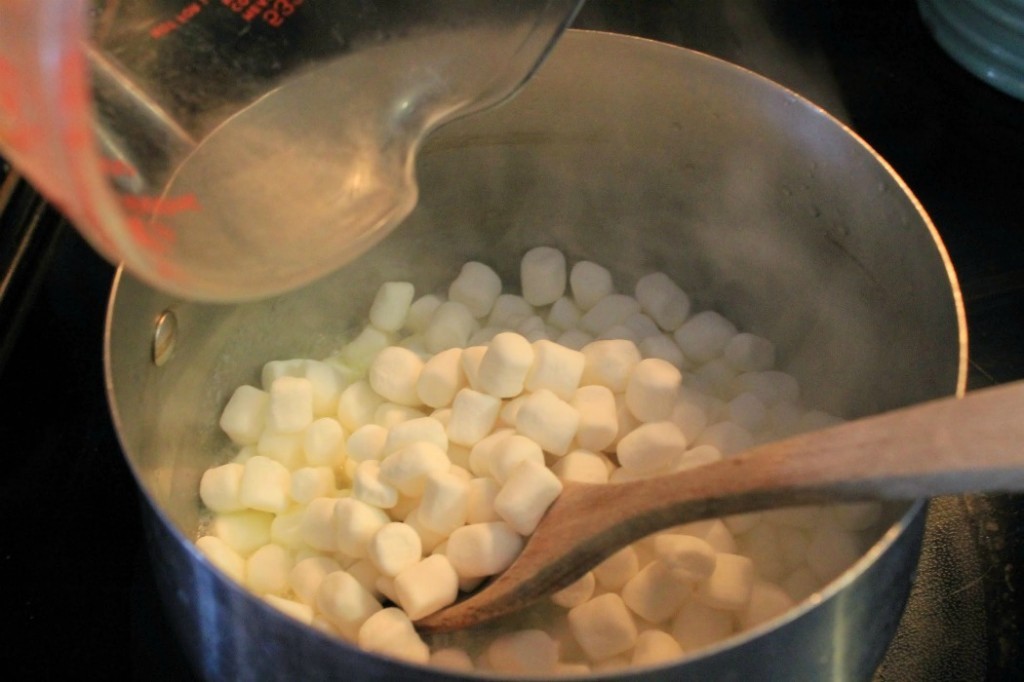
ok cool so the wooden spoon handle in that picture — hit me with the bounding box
[417,381,1024,632]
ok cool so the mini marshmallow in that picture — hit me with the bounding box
[239,456,292,513]
[632,630,684,667]
[673,310,738,363]
[267,376,314,434]
[301,360,347,418]
[403,506,448,553]
[736,523,786,582]
[515,313,548,340]
[580,339,641,392]
[783,566,820,603]
[621,561,690,623]
[394,554,460,620]
[489,434,546,484]
[571,384,618,452]
[373,403,427,428]
[487,629,560,675]
[694,421,754,456]
[416,348,465,408]
[337,380,385,432]
[256,431,304,469]
[723,332,776,373]
[493,460,563,535]
[316,570,383,638]
[499,395,526,428]
[763,505,821,530]
[670,394,708,442]
[616,422,688,474]
[368,346,424,406]
[521,246,566,306]
[200,462,245,512]
[556,328,595,351]
[694,552,755,611]
[579,294,643,335]
[418,471,470,535]
[424,301,477,353]
[831,501,883,531]
[468,428,514,477]
[459,345,487,391]
[196,535,246,583]
[639,333,687,369]
[722,512,762,536]
[675,518,738,554]
[367,522,423,577]
[671,444,722,473]
[352,460,399,509]
[622,312,661,341]
[567,593,638,662]
[466,477,502,524]
[469,327,501,346]
[671,599,734,652]
[477,332,535,398]
[299,497,339,551]
[692,358,738,398]
[383,416,448,456]
[593,545,640,590]
[379,441,450,496]
[290,556,342,604]
[449,262,502,318]
[635,272,691,331]
[597,324,640,345]
[446,522,524,578]
[261,359,305,390]
[488,294,535,329]
[220,385,270,445]
[806,522,864,583]
[264,595,314,625]
[727,392,768,433]
[340,325,393,370]
[525,339,585,400]
[334,497,391,559]
[740,581,796,630]
[291,466,337,504]
[447,388,502,447]
[211,510,274,557]
[358,607,430,664]
[625,358,683,422]
[270,508,306,550]
[551,449,611,484]
[369,281,415,332]
[304,417,347,468]
[551,570,596,609]
[654,533,717,582]
[245,543,293,596]
[570,260,615,311]
[430,648,474,672]
[345,423,388,463]
[405,294,444,333]
[515,389,580,456]
[547,296,582,331]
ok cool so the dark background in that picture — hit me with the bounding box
[2,0,1021,679]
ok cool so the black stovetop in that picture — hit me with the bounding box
[2,1,1022,679]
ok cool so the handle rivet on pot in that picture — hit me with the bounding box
[152,309,178,367]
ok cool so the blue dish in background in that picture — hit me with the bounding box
[919,0,1024,100]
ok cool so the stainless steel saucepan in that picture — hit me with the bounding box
[105,30,966,681]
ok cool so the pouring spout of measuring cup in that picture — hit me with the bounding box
[0,0,584,302]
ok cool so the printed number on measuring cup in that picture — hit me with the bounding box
[263,0,303,27]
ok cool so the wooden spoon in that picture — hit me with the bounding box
[416,380,1024,633]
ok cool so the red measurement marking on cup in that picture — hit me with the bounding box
[150,0,212,40]
[100,158,139,178]
[121,193,200,216]
[126,215,176,253]
[0,56,43,152]
[221,0,304,28]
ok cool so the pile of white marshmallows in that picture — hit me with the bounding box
[195,246,882,675]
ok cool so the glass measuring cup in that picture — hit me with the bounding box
[0,0,582,301]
